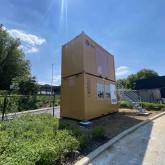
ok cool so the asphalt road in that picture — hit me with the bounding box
[89,114,165,165]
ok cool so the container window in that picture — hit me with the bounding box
[96,47,108,77]
[110,84,117,104]
[105,84,111,99]
[97,83,104,99]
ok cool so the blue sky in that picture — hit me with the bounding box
[0,0,164,85]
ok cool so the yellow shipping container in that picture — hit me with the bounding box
[61,73,118,120]
[62,32,115,81]
[61,32,118,120]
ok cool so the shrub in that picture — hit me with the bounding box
[0,114,79,164]
[92,126,106,140]
[140,102,165,110]
[0,90,8,95]
[118,101,133,109]
[58,100,61,105]
[58,120,89,148]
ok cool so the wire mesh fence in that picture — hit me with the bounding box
[0,94,60,121]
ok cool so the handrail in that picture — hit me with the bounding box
[117,83,141,101]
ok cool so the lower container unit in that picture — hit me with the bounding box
[61,73,118,120]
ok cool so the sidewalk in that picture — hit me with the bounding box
[89,114,165,165]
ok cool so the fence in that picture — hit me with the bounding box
[0,94,60,121]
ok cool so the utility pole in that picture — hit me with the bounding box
[51,64,54,95]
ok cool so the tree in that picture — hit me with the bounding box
[117,69,159,89]
[12,76,39,95]
[116,78,127,88]
[0,24,30,90]
[136,69,158,80]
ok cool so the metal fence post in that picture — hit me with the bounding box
[2,96,7,121]
[52,93,56,117]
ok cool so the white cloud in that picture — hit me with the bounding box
[7,29,45,46]
[38,75,61,86]
[6,28,45,54]
[38,81,50,85]
[24,47,39,53]
[22,45,39,53]
[53,75,61,86]
[116,66,129,76]
[2,26,6,30]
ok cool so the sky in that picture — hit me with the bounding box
[0,0,165,85]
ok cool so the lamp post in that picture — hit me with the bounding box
[51,64,54,95]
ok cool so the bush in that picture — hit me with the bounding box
[118,101,133,109]
[0,90,8,95]
[118,101,165,110]
[58,120,89,148]
[0,114,79,164]
[0,95,61,115]
[140,102,165,110]
[92,126,106,140]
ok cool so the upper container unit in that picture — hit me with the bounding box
[62,32,115,81]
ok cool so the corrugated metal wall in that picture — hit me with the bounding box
[62,32,115,81]
[61,74,118,120]
[61,32,118,120]
[138,89,161,103]
[62,34,84,77]
[61,75,85,120]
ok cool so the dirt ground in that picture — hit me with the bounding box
[92,108,165,139]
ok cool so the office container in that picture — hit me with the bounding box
[61,32,118,120]
[61,73,118,120]
[62,32,115,81]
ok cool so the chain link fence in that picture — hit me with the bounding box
[0,94,60,121]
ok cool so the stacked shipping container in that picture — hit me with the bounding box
[61,32,118,120]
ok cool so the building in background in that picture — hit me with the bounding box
[135,76,165,103]
[39,85,61,95]
[61,32,118,120]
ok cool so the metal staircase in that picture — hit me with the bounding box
[117,84,149,115]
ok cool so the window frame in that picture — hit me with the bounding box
[96,82,105,100]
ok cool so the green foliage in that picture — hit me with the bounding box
[118,101,133,109]
[0,24,30,90]
[12,76,39,95]
[0,114,79,164]
[140,102,165,110]
[0,95,60,114]
[117,68,159,89]
[0,97,3,114]
[6,95,19,113]
[58,120,89,148]
[0,90,8,95]
[118,101,165,110]
[92,126,106,140]
[136,69,158,80]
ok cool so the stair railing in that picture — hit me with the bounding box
[117,83,142,107]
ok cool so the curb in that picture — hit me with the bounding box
[75,111,165,165]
